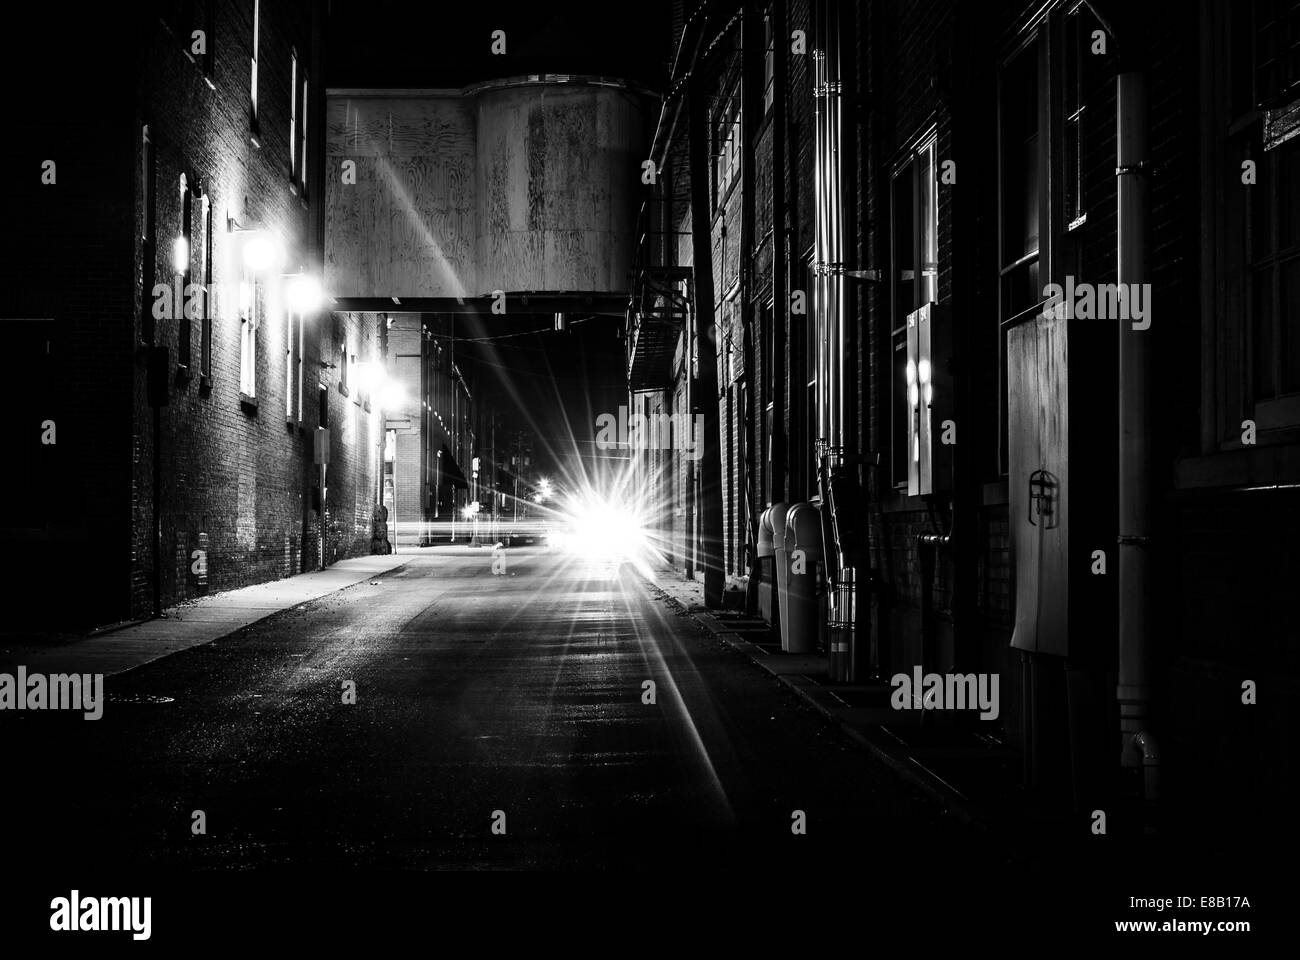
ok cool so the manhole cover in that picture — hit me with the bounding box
[105,693,175,705]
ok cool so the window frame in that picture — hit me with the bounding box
[249,0,261,138]
[888,130,939,489]
[763,11,775,114]
[712,87,742,212]
[289,50,298,180]
[200,185,213,382]
[1214,1,1300,447]
[178,171,193,369]
[141,124,158,346]
[239,269,259,400]
[995,27,1050,478]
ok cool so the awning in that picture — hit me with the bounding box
[438,445,469,490]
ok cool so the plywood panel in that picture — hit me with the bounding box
[326,96,476,299]
[328,85,644,299]
[1009,312,1070,657]
[476,86,642,294]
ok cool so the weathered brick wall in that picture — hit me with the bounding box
[0,7,137,626]
[129,1,338,613]
[5,4,381,624]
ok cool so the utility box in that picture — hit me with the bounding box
[905,303,952,496]
[314,427,330,465]
[784,502,826,654]
[757,506,777,624]
[770,502,792,648]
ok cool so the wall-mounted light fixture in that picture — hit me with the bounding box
[284,271,324,313]
[227,218,284,274]
[172,236,190,275]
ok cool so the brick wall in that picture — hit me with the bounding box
[0,10,137,625]
[3,3,383,625]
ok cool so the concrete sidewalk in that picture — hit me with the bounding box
[644,566,1039,834]
[0,554,411,678]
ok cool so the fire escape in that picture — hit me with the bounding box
[627,262,692,391]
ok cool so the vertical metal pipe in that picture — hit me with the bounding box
[828,0,844,450]
[771,0,788,503]
[1116,70,1158,805]
[811,8,826,448]
[824,0,836,451]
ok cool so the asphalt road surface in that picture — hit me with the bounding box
[6,546,975,871]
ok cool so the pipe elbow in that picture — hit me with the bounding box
[1123,729,1160,767]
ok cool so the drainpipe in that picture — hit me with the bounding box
[812,0,845,456]
[812,5,828,449]
[827,0,845,451]
[813,0,866,681]
[1116,69,1158,813]
[771,0,788,503]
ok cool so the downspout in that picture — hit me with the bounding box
[770,0,788,503]
[812,0,845,454]
[1116,69,1159,812]
[814,0,867,681]
[812,2,828,450]
[828,0,845,451]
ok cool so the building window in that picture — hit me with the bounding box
[240,272,258,398]
[1063,2,1109,231]
[200,187,213,380]
[297,302,304,422]
[289,51,298,178]
[713,91,741,210]
[300,70,310,191]
[889,133,938,487]
[286,311,296,420]
[249,0,260,132]
[1225,1,1300,433]
[997,38,1043,475]
[1249,0,1300,109]
[763,12,775,114]
[141,125,158,346]
[177,172,193,367]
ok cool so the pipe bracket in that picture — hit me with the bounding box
[1117,534,1151,547]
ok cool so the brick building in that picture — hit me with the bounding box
[2,2,384,627]
[627,0,1299,835]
